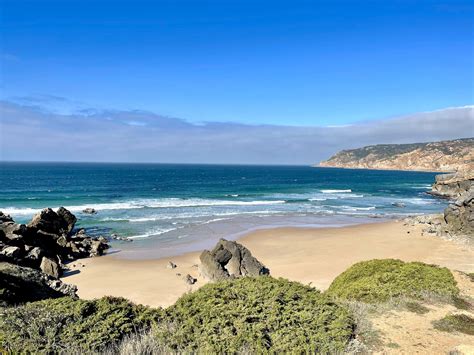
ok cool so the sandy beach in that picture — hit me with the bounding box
[63,220,474,308]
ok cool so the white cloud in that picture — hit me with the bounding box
[0,100,472,164]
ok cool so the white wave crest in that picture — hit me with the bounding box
[128,227,176,239]
[1,198,287,217]
[321,189,352,193]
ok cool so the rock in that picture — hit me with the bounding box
[28,208,73,235]
[444,190,474,237]
[167,261,177,269]
[185,274,197,285]
[1,246,21,259]
[56,207,77,234]
[26,247,43,262]
[83,208,97,214]
[0,261,77,305]
[89,239,108,257]
[429,171,474,199]
[392,202,406,208]
[0,209,110,276]
[199,239,270,281]
[40,256,61,278]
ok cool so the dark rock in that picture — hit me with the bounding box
[0,261,77,305]
[185,274,197,285]
[28,208,65,235]
[199,239,269,281]
[40,256,61,278]
[26,246,43,262]
[89,239,108,257]
[392,202,406,208]
[83,208,97,214]
[0,212,14,224]
[0,209,109,276]
[56,207,77,234]
[167,261,177,269]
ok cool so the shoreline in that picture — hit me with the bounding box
[63,220,474,308]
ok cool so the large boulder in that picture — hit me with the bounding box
[28,207,76,236]
[0,212,26,245]
[199,239,269,281]
[40,256,61,278]
[57,207,77,234]
[0,262,77,306]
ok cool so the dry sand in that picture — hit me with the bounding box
[64,220,474,308]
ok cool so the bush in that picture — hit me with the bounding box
[156,276,355,353]
[0,296,163,353]
[326,259,459,303]
[432,314,474,335]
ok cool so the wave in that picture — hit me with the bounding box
[321,189,352,193]
[129,227,177,239]
[1,198,287,217]
[405,198,437,205]
[339,206,376,211]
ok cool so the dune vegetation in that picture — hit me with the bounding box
[326,259,459,303]
[1,259,466,353]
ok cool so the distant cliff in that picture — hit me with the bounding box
[319,138,474,172]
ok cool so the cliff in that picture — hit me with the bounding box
[319,138,474,172]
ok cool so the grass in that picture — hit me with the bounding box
[432,314,474,335]
[326,259,459,303]
[156,276,355,353]
[0,296,163,353]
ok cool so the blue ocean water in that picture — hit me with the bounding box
[0,162,446,258]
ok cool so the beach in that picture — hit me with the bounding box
[64,220,474,308]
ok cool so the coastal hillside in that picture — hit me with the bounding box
[320,138,474,172]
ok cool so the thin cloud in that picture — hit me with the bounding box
[0,100,472,164]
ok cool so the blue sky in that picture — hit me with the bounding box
[1,0,473,126]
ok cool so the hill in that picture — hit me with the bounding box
[319,138,473,172]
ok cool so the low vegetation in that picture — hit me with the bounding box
[156,276,355,353]
[326,259,459,303]
[0,296,163,353]
[432,314,474,335]
[2,259,469,353]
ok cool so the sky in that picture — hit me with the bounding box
[0,0,473,163]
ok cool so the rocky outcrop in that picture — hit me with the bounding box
[443,191,474,237]
[320,138,473,172]
[0,208,109,279]
[199,239,269,281]
[404,190,473,243]
[429,171,474,199]
[0,261,77,306]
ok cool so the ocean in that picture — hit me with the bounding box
[0,162,446,258]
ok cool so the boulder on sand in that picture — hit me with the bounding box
[40,256,61,278]
[199,239,269,281]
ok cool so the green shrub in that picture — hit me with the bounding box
[326,259,459,303]
[0,296,163,353]
[432,314,474,335]
[156,276,355,353]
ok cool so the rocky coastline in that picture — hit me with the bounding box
[319,138,473,172]
[0,207,109,305]
[405,171,474,244]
